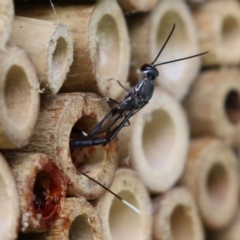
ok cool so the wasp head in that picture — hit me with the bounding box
[140,64,159,80]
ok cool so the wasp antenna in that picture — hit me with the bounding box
[151,23,175,65]
[154,51,209,67]
[80,171,141,215]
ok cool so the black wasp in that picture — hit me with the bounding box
[70,24,208,149]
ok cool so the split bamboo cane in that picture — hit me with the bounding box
[183,67,240,148]
[152,187,204,240]
[118,0,158,12]
[4,152,66,233]
[96,169,152,240]
[16,0,130,100]
[127,0,200,100]
[179,137,239,229]
[10,16,73,94]
[0,152,19,240]
[0,45,39,149]
[21,93,118,199]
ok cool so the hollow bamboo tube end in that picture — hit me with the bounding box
[193,0,240,66]
[152,187,204,240]
[129,87,189,193]
[180,138,239,229]
[0,45,40,149]
[6,153,66,233]
[96,169,152,240]
[0,152,20,240]
[118,0,158,12]
[183,68,240,147]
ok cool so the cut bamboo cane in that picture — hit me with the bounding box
[118,0,158,12]
[10,16,73,94]
[127,0,200,100]
[96,169,152,240]
[118,87,189,193]
[18,197,103,240]
[16,1,130,100]
[0,152,19,240]
[4,152,66,233]
[152,187,204,240]
[0,0,14,50]
[0,45,40,149]
[21,93,118,199]
[192,0,240,66]
[183,67,240,148]
[179,137,239,229]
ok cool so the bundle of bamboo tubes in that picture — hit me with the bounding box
[1,0,240,239]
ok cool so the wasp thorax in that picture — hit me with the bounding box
[140,64,159,80]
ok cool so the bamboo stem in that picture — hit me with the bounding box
[192,0,240,66]
[183,67,240,148]
[118,0,158,12]
[21,93,118,199]
[5,152,66,233]
[152,187,204,240]
[96,169,152,240]
[127,0,200,100]
[0,152,19,240]
[16,1,130,99]
[179,138,239,229]
[10,16,73,94]
[119,87,189,193]
[0,45,40,149]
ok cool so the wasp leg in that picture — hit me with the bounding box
[108,78,129,92]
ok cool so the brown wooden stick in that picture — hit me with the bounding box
[193,0,240,66]
[5,152,66,233]
[127,0,200,100]
[16,2,130,99]
[10,16,73,94]
[118,87,189,193]
[21,93,118,199]
[183,67,240,148]
[0,45,40,149]
[152,187,204,240]
[0,152,19,240]
[96,169,152,240]
[118,0,158,12]
[179,137,239,229]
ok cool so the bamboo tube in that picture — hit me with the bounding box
[192,0,240,66]
[4,152,66,233]
[0,0,14,50]
[0,45,40,149]
[18,197,103,240]
[118,0,158,12]
[152,187,204,240]
[96,168,152,240]
[127,0,200,100]
[0,152,19,240]
[21,93,118,199]
[16,1,130,100]
[179,137,239,229]
[183,67,240,148]
[118,87,189,193]
[9,16,73,94]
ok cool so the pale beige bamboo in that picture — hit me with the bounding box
[96,169,152,240]
[179,137,239,229]
[118,87,189,193]
[183,67,240,148]
[0,152,19,240]
[0,45,39,149]
[193,0,240,66]
[16,1,130,100]
[4,152,66,232]
[127,0,200,100]
[10,16,73,94]
[0,0,14,50]
[18,197,103,240]
[118,0,158,12]
[21,93,118,199]
[152,187,204,240]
